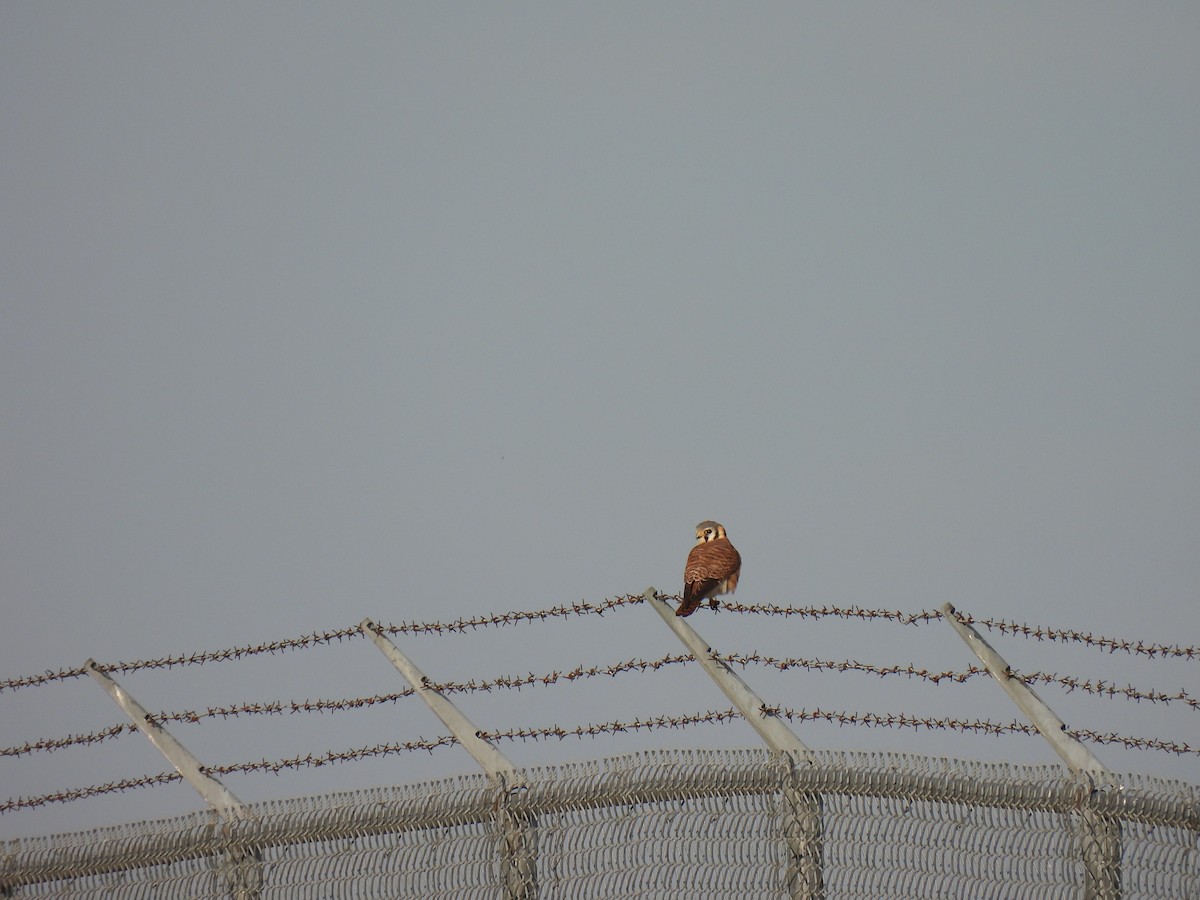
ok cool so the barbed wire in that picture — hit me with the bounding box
[768,707,1198,756]
[962,614,1196,660]
[2,596,1194,696]
[0,691,422,758]
[479,707,1197,756]
[0,624,368,693]
[4,649,1195,760]
[720,602,941,625]
[4,723,136,757]
[6,702,1194,814]
[718,654,1199,709]
[720,602,1197,659]
[1,737,460,814]
[2,772,185,815]
[380,595,645,635]
[0,597,646,694]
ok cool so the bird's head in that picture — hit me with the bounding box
[694,520,727,544]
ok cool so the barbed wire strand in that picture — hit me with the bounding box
[5,650,1195,760]
[0,623,368,693]
[2,596,1195,696]
[0,737,460,815]
[720,602,1198,659]
[0,597,646,694]
[4,706,1194,815]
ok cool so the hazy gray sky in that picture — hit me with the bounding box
[3,4,1198,838]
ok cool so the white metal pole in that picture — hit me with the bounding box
[939,603,1120,898]
[85,660,261,898]
[360,619,535,898]
[642,588,814,761]
[643,588,822,899]
[938,604,1112,780]
[359,619,521,783]
[84,660,247,817]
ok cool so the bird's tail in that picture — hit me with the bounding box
[674,598,699,617]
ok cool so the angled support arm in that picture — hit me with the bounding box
[359,619,521,784]
[642,588,814,762]
[85,660,247,817]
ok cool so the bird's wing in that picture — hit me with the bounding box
[681,539,741,614]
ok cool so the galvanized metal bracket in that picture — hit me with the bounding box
[643,587,823,899]
[939,603,1120,899]
[643,588,815,762]
[360,619,535,898]
[84,660,247,817]
[84,660,262,899]
[359,619,522,785]
[938,604,1112,780]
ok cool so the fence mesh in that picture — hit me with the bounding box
[3,749,1197,898]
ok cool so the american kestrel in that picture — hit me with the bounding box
[678,520,741,617]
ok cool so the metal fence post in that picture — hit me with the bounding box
[939,604,1121,899]
[780,768,824,900]
[360,619,536,899]
[642,588,824,899]
[84,661,262,899]
[1080,805,1122,900]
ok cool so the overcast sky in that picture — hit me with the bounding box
[2,4,1198,840]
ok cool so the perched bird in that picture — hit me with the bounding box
[678,520,741,617]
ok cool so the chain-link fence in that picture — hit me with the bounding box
[3,748,1196,898]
